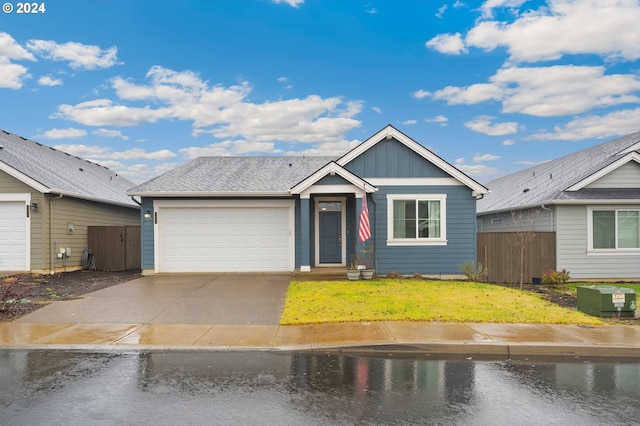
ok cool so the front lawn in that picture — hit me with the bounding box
[280,279,604,325]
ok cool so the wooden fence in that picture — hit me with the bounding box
[88,226,141,271]
[477,232,556,284]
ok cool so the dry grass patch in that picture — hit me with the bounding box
[280,279,603,325]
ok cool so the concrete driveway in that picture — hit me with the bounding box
[16,274,291,326]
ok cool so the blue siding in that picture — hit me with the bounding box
[316,175,350,185]
[370,185,476,275]
[344,137,451,178]
[140,197,155,270]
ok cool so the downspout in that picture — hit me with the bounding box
[49,194,63,275]
[130,196,141,206]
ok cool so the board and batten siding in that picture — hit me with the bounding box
[478,207,555,233]
[557,204,640,279]
[371,185,475,276]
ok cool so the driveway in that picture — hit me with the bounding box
[16,274,291,326]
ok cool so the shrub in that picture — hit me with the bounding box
[542,269,570,285]
[458,260,486,282]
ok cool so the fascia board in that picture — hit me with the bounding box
[566,152,640,191]
[0,161,50,193]
[126,191,292,197]
[290,161,377,194]
[337,125,489,195]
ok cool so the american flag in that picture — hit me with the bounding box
[358,187,371,242]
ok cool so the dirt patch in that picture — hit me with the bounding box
[1,269,141,322]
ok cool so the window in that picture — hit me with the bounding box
[591,209,640,250]
[387,194,446,245]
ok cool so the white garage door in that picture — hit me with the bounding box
[0,200,28,271]
[156,201,294,272]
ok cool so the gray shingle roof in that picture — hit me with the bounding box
[127,156,335,195]
[0,130,138,207]
[478,131,640,213]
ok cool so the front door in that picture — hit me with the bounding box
[318,202,342,264]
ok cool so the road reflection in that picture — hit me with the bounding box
[1,350,639,425]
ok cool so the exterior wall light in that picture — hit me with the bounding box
[144,209,152,219]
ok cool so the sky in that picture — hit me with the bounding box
[2,0,640,185]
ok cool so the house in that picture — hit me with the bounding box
[0,130,140,273]
[128,125,488,276]
[477,131,640,280]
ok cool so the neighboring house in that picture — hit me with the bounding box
[477,131,640,280]
[128,125,488,276]
[0,130,140,273]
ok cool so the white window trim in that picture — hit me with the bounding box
[587,207,640,254]
[386,194,447,246]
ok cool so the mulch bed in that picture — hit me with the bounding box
[0,269,141,322]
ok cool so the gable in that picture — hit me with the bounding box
[585,160,640,189]
[342,137,451,179]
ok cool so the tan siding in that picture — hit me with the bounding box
[0,171,45,270]
[586,161,640,189]
[42,195,139,273]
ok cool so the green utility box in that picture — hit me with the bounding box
[577,286,636,317]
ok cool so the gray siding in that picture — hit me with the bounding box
[316,175,350,185]
[478,207,555,233]
[343,138,451,178]
[557,205,640,279]
[372,185,476,276]
[586,161,640,188]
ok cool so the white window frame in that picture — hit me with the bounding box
[386,194,447,246]
[587,207,640,254]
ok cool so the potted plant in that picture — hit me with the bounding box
[347,255,361,280]
[359,245,375,280]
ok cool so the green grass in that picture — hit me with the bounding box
[280,279,604,325]
[563,282,640,294]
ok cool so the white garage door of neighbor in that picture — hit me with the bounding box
[157,205,293,272]
[0,201,28,271]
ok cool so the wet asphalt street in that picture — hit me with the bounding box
[2,349,640,425]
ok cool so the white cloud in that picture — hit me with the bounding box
[528,108,640,140]
[502,139,515,146]
[402,119,417,125]
[425,33,467,55]
[26,39,120,69]
[412,89,431,99]
[436,4,447,18]
[473,153,500,162]
[54,66,362,147]
[432,65,640,117]
[426,115,448,125]
[53,143,176,161]
[0,33,35,89]
[0,32,35,61]
[479,0,527,18]
[454,162,499,177]
[273,0,304,7]
[0,59,30,89]
[38,75,63,86]
[40,127,87,139]
[467,0,640,62]
[180,140,280,158]
[464,116,519,135]
[372,106,382,113]
[284,140,360,157]
[93,128,129,140]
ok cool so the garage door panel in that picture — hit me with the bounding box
[0,201,28,271]
[157,204,292,272]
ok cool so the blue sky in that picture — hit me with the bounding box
[2,0,640,184]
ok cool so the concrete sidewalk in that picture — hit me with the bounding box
[1,274,640,358]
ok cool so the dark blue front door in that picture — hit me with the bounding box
[319,211,341,263]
